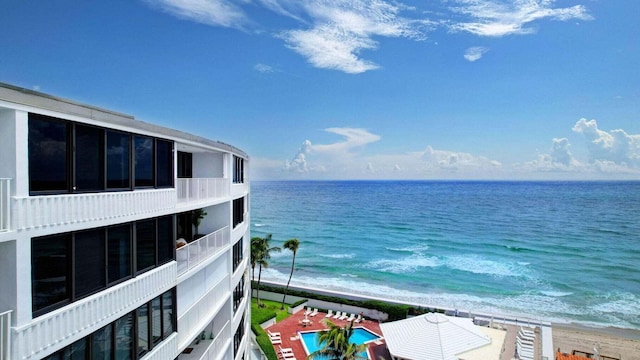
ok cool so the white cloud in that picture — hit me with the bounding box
[280,0,431,73]
[145,0,591,73]
[464,46,489,62]
[254,63,274,73]
[572,118,640,167]
[449,0,592,37]
[279,127,504,179]
[283,25,381,74]
[421,146,502,170]
[284,128,380,173]
[520,137,581,172]
[144,0,248,28]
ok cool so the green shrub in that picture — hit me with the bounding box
[253,283,410,321]
[290,298,308,308]
[251,323,278,360]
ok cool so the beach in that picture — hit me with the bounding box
[553,324,640,360]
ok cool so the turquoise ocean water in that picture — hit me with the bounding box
[250,181,640,330]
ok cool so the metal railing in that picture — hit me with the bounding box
[176,226,230,276]
[0,310,11,360]
[177,178,228,204]
[0,179,10,233]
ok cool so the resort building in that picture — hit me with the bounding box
[0,83,251,360]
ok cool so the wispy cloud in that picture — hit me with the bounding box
[449,0,592,37]
[281,0,430,74]
[464,46,489,61]
[144,0,249,29]
[144,0,591,73]
[254,63,275,73]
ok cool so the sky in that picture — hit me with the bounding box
[1,0,639,180]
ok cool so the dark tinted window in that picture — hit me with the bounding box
[157,216,174,265]
[137,303,149,356]
[106,131,130,189]
[75,125,104,191]
[156,140,173,187]
[75,229,106,298]
[93,324,112,360]
[108,224,132,284]
[162,291,174,338]
[177,152,192,178]
[32,234,70,314]
[29,114,69,193]
[115,313,134,360]
[136,220,156,272]
[134,136,154,187]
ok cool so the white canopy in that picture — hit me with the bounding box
[379,313,492,360]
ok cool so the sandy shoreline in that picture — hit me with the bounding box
[552,323,640,360]
[263,280,640,358]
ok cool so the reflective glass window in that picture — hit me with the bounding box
[106,131,130,189]
[75,125,104,191]
[29,114,69,193]
[134,136,154,187]
[107,224,132,284]
[32,234,70,315]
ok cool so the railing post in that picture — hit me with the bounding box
[0,179,10,232]
[1,310,12,360]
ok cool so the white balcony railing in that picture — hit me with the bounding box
[13,263,176,360]
[13,189,176,231]
[0,179,10,232]
[1,310,11,360]
[206,321,231,360]
[177,276,230,350]
[177,178,228,204]
[176,226,230,276]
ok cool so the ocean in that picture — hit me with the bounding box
[249,180,640,330]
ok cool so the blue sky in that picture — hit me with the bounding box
[1,0,639,180]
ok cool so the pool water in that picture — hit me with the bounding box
[300,327,380,357]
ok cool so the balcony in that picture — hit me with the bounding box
[177,178,229,205]
[177,226,230,276]
[0,179,9,233]
[177,275,230,350]
[178,321,230,360]
[13,263,175,360]
[12,188,176,232]
[1,310,10,360]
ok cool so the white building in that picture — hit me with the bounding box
[0,83,251,360]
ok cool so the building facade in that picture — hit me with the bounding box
[0,83,250,360]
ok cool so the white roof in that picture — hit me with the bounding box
[379,313,492,360]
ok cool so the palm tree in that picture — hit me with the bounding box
[280,238,300,310]
[307,319,367,360]
[250,236,262,282]
[252,234,280,307]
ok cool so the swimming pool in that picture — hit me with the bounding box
[299,327,381,358]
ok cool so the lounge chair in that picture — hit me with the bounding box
[346,313,355,322]
[333,311,342,319]
[279,346,294,354]
[309,308,318,317]
[354,314,362,323]
[325,310,334,318]
[339,312,349,320]
[269,336,282,345]
[268,330,281,338]
[304,306,312,315]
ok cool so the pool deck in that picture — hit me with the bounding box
[266,310,391,360]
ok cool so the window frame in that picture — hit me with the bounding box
[28,112,175,195]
